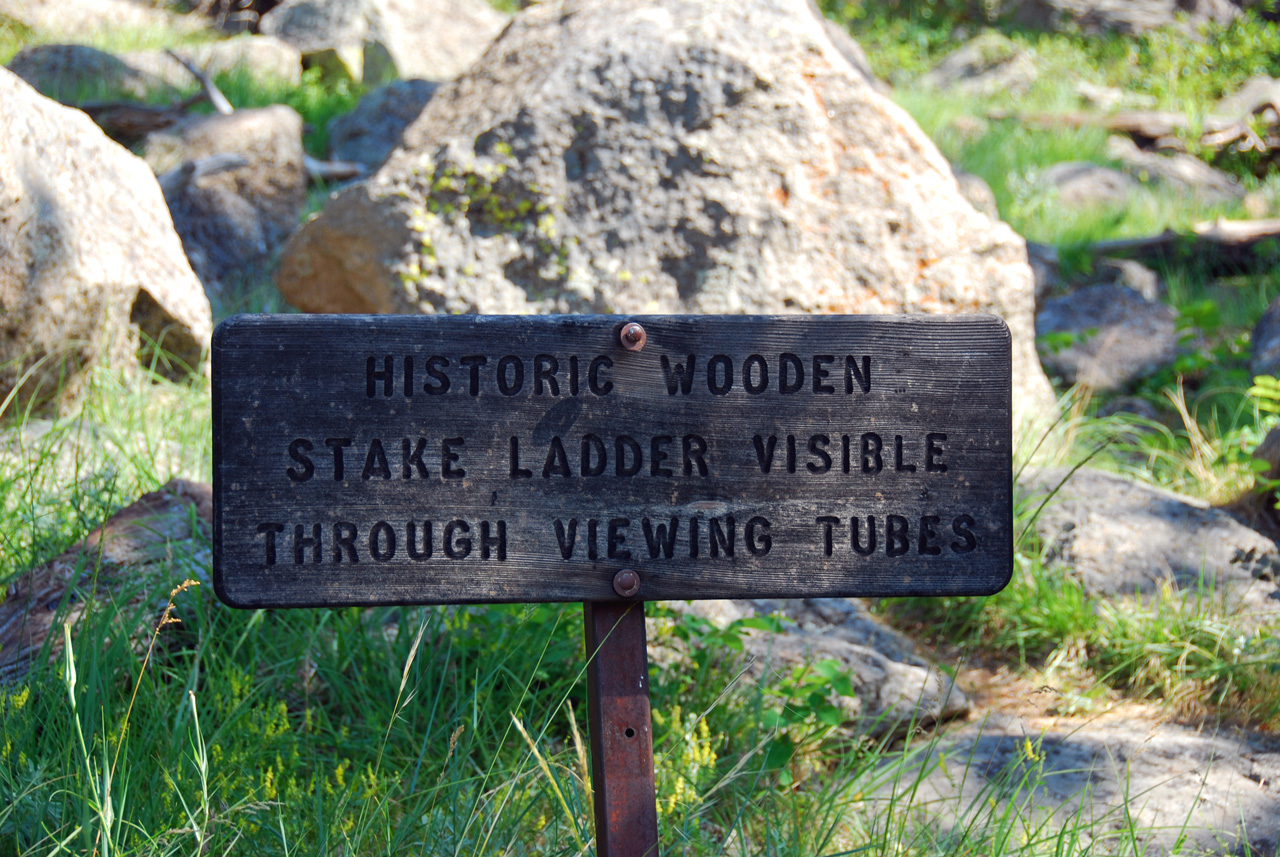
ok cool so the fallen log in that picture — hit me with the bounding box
[79,93,204,144]
[1086,218,1280,271]
[987,109,1270,156]
[304,155,367,184]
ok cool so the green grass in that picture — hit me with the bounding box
[0,365,1245,855]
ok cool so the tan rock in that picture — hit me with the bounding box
[0,69,211,413]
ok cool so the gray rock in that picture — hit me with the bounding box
[1025,467,1280,605]
[669,598,968,738]
[901,714,1280,856]
[954,169,999,220]
[1105,135,1244,205]
[1096,257,1161,302]
[1036,285,1180,391]
[142,106,308,291]
[751,631,968,738]
[276,0,1055,424]
[1250,296,1280,379]
[328,78,439,169]
[0,0,204,40]
[920,32,1037,98]
[7,44,164,101]
[807,0,879,88]
[260,0,508,83]
[1041,161,1137,209]
[0,69,211,413]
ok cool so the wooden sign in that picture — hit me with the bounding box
[212,314,1012,607]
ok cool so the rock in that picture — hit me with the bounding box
[276,0,1055,423]
[920,32,1037,98]
[0,69,211,412]
[954,169,999,220]
[1041,161,1137,209]
[1105,135,1244,205]
[0,0,204,40]
[1025,468,1280,605]
[807,0,879,88]
[328,78,439,169]
[1096,256,1161,301]
[7,44,164,102]
[669,598,969,738]
[903,713,1280,856]
[7,37,302,103]
[752,631,968,738]
[1213,74,1280,122]
[1036,285,1179,391]
[260,0,509,83]
[142,106,308,291]
[124,36,303,88]
[1250,296,1280,379]
[0,479,211,684]
[1008,0,1241,34]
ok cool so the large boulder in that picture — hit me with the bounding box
[259,0,508,83]
[0,0,204,40]
[7,44,163,102]
[277,0,1054,422]
[143,106,308,291]
[0,69,211,412]
[666,598,969,739]
[1036,284,1181,392]
[1026,468,1280,609]
[327,78,439,169]
[920,32,1038,98]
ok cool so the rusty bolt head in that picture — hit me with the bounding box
[620,322,647,351]
[613,568,641,597]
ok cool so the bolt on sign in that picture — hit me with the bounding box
[213,314,1012,607]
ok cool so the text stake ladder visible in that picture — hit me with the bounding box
[584,600,660,855]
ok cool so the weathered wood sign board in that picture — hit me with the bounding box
[212,314,1012,608]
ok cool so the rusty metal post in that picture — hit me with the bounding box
[583,600,659,857]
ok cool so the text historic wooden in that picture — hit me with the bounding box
[212,314,1013,607]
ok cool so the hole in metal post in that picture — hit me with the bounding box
[624,727,636,738]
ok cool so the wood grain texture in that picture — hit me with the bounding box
[212,314,1012,607]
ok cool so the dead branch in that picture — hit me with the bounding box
[163,48,234,116]
[304,155,368,184]
[79,92,206,144]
